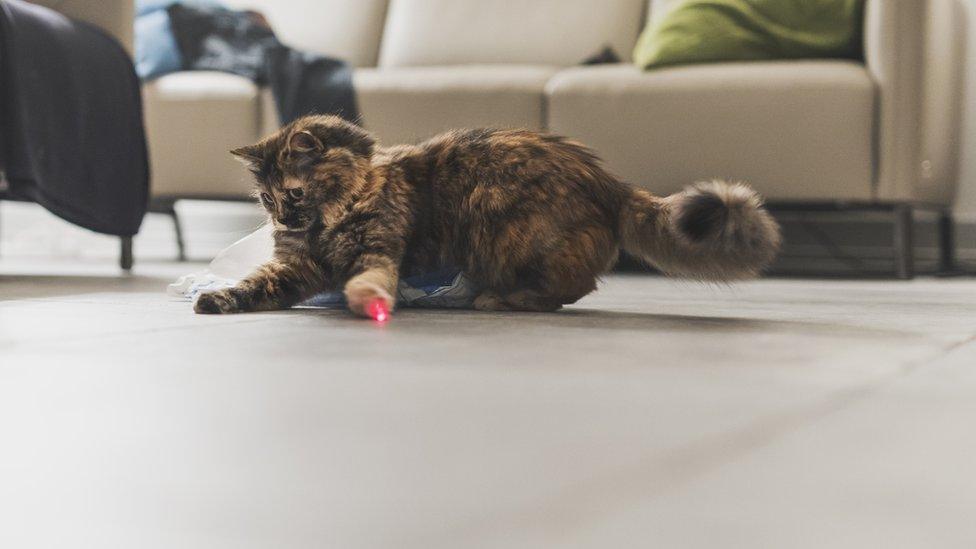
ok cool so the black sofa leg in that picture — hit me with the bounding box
[168,208,187,261]
[893,205,915,280]
[120,236,133,271]
[938,210,955,274]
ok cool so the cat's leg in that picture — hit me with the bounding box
[476,225,614,312]
[474,289,560,312]
[474,288,572,312]
[194,260,326,314]
[343,253,400,318]
[499,289,568,312]
[473,290,513,311]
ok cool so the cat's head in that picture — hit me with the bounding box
[231,115,375,232]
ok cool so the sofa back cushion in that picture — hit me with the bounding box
[378,0,647,67]
[222,0,389,67]
[29,0,135,52]
[648,0,680,23]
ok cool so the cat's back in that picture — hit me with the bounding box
[376,128,549,193]
[420,127,561,169]
[416,127,628,208]
[419,127,612,185]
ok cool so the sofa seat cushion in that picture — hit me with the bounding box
[143,72,262,198]
[354,65,559,145]
[546,61,875,201]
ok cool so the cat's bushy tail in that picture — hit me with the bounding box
[618,180,781,280]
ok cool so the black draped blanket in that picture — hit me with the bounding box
[0,0,148,236]
[166,3,359,125]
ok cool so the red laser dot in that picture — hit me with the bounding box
[367,299,390,322]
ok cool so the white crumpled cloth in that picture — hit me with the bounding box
[168,224,480,309]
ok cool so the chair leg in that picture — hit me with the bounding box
[893,205,915,280]
[120,236,133,271]
[938,210,955,274]
[169,208,187,261]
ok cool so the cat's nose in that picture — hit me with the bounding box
[278,216,301,229]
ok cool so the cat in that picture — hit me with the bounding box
[194,115,781,317]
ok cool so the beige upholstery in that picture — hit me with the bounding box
[354,65,557,145]
[222,0,389,67]
[867,0,968,208]
[547,62,875,200]
[142,72,261,198]
[266,64,558,145]
[28,0,134,53]
[864,0,927,203]
[378,0,646,67]
[919,0,967,206]
[259,89,280,139]
[647,0,679,24]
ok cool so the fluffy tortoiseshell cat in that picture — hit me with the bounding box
[194,115,781,317]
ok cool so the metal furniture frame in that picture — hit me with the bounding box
[766,201,955,280]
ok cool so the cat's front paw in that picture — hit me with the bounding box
[194,289,244,314]
[344,279,395,319]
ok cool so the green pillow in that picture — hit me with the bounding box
[633,0,865,70]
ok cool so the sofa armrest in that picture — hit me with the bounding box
[864,0,928,203]
[864,0,926,202]
[28,0,134,55]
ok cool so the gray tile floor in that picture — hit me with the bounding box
[2,257,976,548]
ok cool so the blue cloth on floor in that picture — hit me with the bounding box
[170,268,481,310]
[300,269,481,309]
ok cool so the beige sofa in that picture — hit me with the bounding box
[37,0,968,276]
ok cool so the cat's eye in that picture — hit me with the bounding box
[288,188,304,200]
[260,192,273,207]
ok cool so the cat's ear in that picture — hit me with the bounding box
[230,143,265,167]
[288,130,323,153]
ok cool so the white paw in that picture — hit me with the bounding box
[344,279,394,319]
